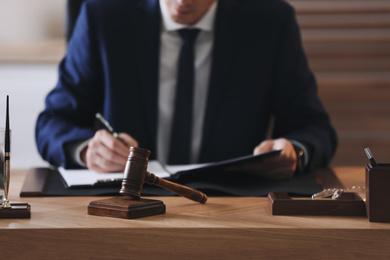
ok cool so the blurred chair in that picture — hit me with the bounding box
[65,0,86,42]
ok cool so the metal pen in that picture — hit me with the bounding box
[364,147,378,167]
[95,113,127,145]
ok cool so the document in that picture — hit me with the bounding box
[58,150,281,188]
[58,161,205,187]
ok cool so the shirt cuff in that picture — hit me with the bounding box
[64,139,90,168]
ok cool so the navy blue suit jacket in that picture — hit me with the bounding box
[36,0,337,169]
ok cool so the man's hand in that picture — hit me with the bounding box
[81,129,138,172]
[252,138,297,180]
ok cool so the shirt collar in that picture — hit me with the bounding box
[159,0,217,32]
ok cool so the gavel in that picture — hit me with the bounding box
[119,147,207,204]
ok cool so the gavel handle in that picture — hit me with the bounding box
[145,172,207,204]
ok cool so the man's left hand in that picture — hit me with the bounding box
[252,138,297,180]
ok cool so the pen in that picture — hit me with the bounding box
[2,95,11,208]
[95,113,127,145]
[364,147,378,167]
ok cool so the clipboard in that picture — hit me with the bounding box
[19,149,344,197]
[20,167,52,197]
[19,166,341,198]
[54,150,282,188]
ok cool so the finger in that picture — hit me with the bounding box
[87,148,126,172]
[267,138,297,165]
[86,132,127,172]
[89,159,123,173]
[253,140,274,155]
[96,130,130,159]
[91,157,126,172]
[249,151,296,180]
[94,144,127,170]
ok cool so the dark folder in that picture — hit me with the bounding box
[20,169,327,198]
[20,150,339,197]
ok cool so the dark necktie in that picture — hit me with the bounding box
[168,28,200,164]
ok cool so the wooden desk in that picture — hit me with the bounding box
[1,167,389,259]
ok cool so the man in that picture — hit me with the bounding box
[36,0,337,180]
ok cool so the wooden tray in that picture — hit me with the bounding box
[268,192,366,216]
[0,203,31,218]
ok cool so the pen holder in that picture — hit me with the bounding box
[365,163,390,222]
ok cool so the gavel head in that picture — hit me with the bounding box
[119,147,151,199]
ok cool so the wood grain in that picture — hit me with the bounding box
[1,168,389,259]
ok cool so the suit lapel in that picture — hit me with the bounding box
[200,0,238,160]
[135,0,161,150]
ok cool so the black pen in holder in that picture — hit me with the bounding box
[0,95,31,218]
[2,95,11,209]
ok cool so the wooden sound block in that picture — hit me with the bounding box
[268,192,366,216]
[0,203,31,219]
[88,197,166,219]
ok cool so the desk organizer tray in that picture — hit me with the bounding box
[268,192,366,216]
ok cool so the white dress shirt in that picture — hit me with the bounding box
[157,0,217,165]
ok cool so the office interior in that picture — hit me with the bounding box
[0,0,389,169]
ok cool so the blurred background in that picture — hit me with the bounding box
[0,0,66,168]
[0,0,389,169]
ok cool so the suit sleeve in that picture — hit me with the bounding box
[271,5,337,169]
[35,3,103,168]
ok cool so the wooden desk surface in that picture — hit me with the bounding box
[1,167,389,259]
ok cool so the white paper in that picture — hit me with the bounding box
[58,168,124,187]
[164,163,207,175]
[57,160,203,187]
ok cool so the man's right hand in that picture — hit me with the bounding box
[81,129,138,172]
